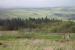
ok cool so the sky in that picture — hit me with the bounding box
[0,0,75,8]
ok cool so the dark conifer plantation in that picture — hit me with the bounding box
[0,17,61,30]
[0,17,75,33]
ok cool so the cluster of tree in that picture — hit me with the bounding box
[0,17,75,33]
[0,17,61,30]
[0,18,25,30]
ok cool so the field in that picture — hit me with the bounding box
[0,39,75,50]
[0,31,75,50]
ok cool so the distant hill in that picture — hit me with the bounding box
[0,7,75,20]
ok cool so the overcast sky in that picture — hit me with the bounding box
[0,0,75,8]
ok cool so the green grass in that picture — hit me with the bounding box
[0,31,75,40]
[0,31,75,50]
[0,35,16,40]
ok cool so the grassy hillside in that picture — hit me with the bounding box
[0,7,75,50]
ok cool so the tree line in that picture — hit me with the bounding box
[0,17,75,33]
[0,17,62,30]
